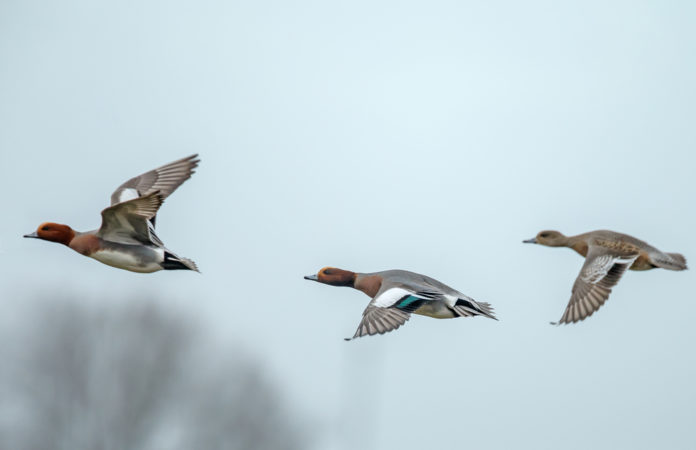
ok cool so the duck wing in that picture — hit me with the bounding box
[553,243,639,325]
[97,192,165,246]
[344,287,429,341]
[391,276,498,320]
[110,154,199,226]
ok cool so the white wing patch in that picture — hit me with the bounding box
[581,254,637,284]
[118,188,139,203]
[372,288,426,308]
[443,294,458,307]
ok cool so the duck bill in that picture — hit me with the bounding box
[523,237,537,244]
[23,231,39,239]
[304,274,319,281]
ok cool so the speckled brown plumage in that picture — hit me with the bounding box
[525,229,687,325]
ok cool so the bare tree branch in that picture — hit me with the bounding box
[0,295,305,450]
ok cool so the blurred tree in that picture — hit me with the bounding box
[0,296,305,450]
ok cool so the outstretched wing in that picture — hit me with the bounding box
[553,244,639,325]
[346,288,431,341]
[98,192,165,246]
[110,155,199,226]
[346,305,411,341]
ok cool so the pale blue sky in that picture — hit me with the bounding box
[1,1,695,449]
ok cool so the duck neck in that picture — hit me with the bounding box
[354,274,383,298]
[566,235,589,257]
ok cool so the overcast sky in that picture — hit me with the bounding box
[2,1,695,449]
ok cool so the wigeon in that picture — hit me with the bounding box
[524,230,687,324]
[304,268,497,340]
[24,155,200,273]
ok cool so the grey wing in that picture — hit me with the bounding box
[406,285,498,320]
[553,245,639,325]
[110,154,200,205]
[345,306,411,341]
[98,192,165,246]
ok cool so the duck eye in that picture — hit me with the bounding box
[42,226,50,231]
[540,233,549,238]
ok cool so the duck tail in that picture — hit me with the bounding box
[162,251,200,272]
[665,253,688,270]
[453,297,498,321]
[652,253,688,271]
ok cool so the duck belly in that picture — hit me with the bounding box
[630,251,656,271]
[91,248,164,273]
[414,302,456,319]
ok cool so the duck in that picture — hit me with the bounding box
[304,267,497,340]
[523,230,687,324]
[24,154,200,273]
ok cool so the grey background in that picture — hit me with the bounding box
[1,1,695,449]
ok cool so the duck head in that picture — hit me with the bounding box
[304,267,356,287]
[24,222,75,246]
[523,230,568,247]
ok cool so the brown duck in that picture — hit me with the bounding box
[524,230,687,324]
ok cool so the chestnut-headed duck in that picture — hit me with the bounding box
[524,229,687,324]
[304,268,497,340]
[24,155,200,273]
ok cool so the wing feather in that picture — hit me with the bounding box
[345,306,411,341]
[553,245,638,325]
[110,154,200,205]
[98,192,165,246]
